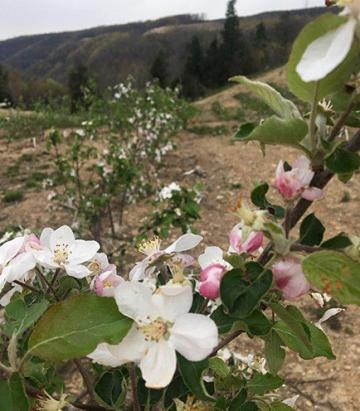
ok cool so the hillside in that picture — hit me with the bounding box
[0,7,332,88]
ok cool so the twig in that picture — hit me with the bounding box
[73,359,96,402]
[13,280,41,294]
[328,94,357,142]
[36,268,59,301]
[208,330,244,358]
[129,364,140,411]
[290,244,323,253]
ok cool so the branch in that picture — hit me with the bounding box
[290,244,323,253]
[208,330,244,358]
[129,364,140,411]
[328,94,357,142]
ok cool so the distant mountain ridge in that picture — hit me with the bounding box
[0,7,331,88]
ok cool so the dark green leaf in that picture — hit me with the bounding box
[264,330,286,375]
[303,251,360,305]
[235,123,257,139]
[299,213,325,246]
[95,370,126,409]
[247,372,284,395]
[0,374,29,411]
[211,307,236,334]
[251,183,285,219]
[28,294,133,362]
[238,310,272,336]
[229,389,247,411]
[208,357,230,378]
[270,402,294,410]
[177,354,214,402]
[321,234,352,250]
[164,376,189,409]
[221,265,273,319]
[325,146,360,174]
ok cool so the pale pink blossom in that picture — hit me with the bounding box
[229,224,264,255]
[272,257,310,300]
[95,268,123,298]
[275,156,323,202]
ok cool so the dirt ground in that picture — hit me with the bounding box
[0,68,359,410]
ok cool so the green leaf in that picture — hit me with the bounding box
[0,374,29,411]
[95,370,126,410]
[234,116,308,148]
[211,307,235,334]
[229,389,247,411]
[325,146,360,174]
[247,372,284,395]
[208,357,230,378]
[177,354,214,402]
[270,304,312,351]
[220,265,273,319]
[273,319,335,360]
[237,309,272,336]
[251,183,285,219]
[240,402,259,411]
[288,13,360,102]
[269,402,294,410]
[299,213,325,246]
[28,294,133,362]
[321,234,352,250]
[302,251,360,305]
[230,76,301,119]
[264,330,286,375]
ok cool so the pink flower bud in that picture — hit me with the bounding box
[95,266,123,297]
[272,257,310,300]
[229,224,264,254]
[275,156,323,202]
[199,263,227,299]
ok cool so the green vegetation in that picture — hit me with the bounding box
[189,124,229,136]
[3,190,23,203]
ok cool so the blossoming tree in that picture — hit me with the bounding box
[0,1,360,410]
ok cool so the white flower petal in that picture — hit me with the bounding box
[170,313,218,361]
[70,240,100,265]
[129,260,148,281]
[154,284,193,321]
[88,325,147,367]
[32,249,57,269]
[165,234,203,254]
[139,340,177,388]
[315,308,345,330]
[296,19,357,82]
[40,227,53,248]
[0,237,25,266]
[49,225,75,251]
[0,284,22,306]
[65,264,92,279]
[114,281,156,320]
[5,252,36,283]
[198,246,224,269]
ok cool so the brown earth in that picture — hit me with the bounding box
[0,67,359,410]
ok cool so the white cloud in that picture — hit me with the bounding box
[0,0,325,40]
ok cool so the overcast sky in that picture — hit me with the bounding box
[1,0,325,40]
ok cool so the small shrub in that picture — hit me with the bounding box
[3,190,23,203]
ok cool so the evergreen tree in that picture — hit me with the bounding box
[222,0,240,62]
[255,22,267,43]
[181,36,205,99]
[150,50,169,88]
[203,38,221,88]
[68,62,90,113]
[0,65,12,105]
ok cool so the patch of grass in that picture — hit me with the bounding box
[20,153,34,162]
[341,191,351,203]
[233,92,273,117]
[3,190,23,203]
[189,125,229,136]
[25,171,47,189]
[211,101,245,122]
[5,164,20,178]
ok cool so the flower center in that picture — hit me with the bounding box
[103,280,113,288]
[137,236,161,256]
[88,260,102,275]
[138,318,171,342]
[53,243,71,265]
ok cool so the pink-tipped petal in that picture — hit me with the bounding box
[241,231,264,254]
[199,279,221,299]
[302,187,324,201]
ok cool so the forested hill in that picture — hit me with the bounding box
[0,7,332,89]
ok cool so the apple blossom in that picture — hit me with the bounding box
[198,247,230,299]
[89,281,218,388]
[130,233,202,281]
[0,235,39,294]
[229,224,264,255]
[297,0,360,82]
[272,256,310,300]
[32,225,100,279]
[275,156,324,201]
[315,307,345,331]
[93,264,124,298]
[234,200,268,231]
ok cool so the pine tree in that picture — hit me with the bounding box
[0,65,12,105]
[150,50,169,88]
[68,62,90,113]
[181,36,205,99]
[203,38,221,88]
